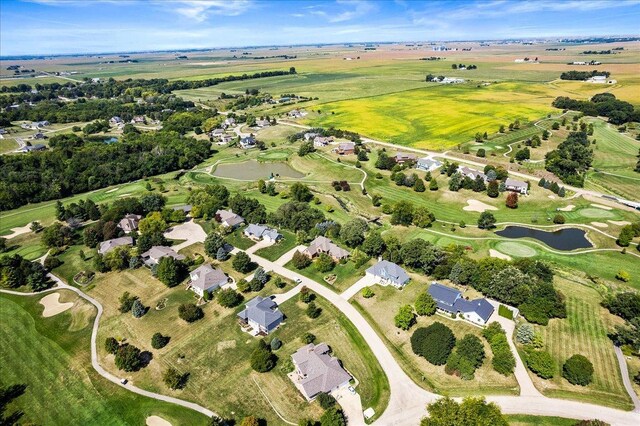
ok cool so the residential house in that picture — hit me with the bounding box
[394,152,417,165]
[117,213,142,233]
[288,109,307,118]
[439,77,465,84]
[188,264,228,297]
[98,236,133,255]
[141,246,185,267]
[313,136,333,147]
[33,132,45,140]
[504,178,528,195]
[209,128,225,138]
[291,343,352,401]
[333,142,356,155]
[239,136,256,149]
[109,116,123,125]
[172,205,192,214]
[0,128,7,135]
[365,260,410,289]
[458,166,487,182]
[244,224,283,243]
[428,282,494,326]
[223,117,236,128]
[20,122,33,130]
[303,236,350,262]
[256,119,271,128]
[18,144,46,153]
[416,157,442,172]
[304,132,320,142]
[130,116,145,124]
[237,296,283,335]
[34,120,50,128]
[215,209,245,228]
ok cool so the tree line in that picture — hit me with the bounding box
[552,93,639,125]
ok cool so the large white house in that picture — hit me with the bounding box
[188,264,228,297]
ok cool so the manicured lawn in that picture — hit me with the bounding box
[0,291,209,425]
[352,281,520,396]
[224,228,256,250]
[254,230,297,261]
[505,414,578,426]
[284,257,373,294]
[520,278,632,410]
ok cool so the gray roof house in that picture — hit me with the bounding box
[366,260,410,288]
[216,209,245,228]
[505,178,528,195]
[313,136,333,147]
[428,282,494,325]
[303,236,350,261]
[141,246,185,266]
[244,224,282,243]
[416,157,442,172]
[109,116,123,125]
[304,132,320,141]
[188,264,228,297]
[98,236,133,255]
[291,343,352,401]
[237,296,283,335]
[118,213,142,233]
[458,166,487,182]
[239,136,256,149]
[18,144,46,153]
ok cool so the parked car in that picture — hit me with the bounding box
[120,378,128,385]
[348,385,356,395]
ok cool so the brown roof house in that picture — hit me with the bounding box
[98,236,133,255]
[303,236,349,262]
[394,152,417,164]
[188,263,228,297]
[141,246,185,267]
[333,142,355,155]
[290,343,352,401]
[118,213,142,233]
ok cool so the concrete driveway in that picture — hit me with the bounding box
[332,386,365,426]
[164,220,207,252]
[340,274,377,300]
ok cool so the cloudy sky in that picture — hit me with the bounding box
[1,0,639,56]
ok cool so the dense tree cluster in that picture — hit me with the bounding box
[0,132,210,210]
[289,127,361,144]
[250,339,277,372]
[421,397,508,426]
[559,70,610,81]
[552,93,639,124]
[482,322,516,375]
[545,131,594,187]
[411,322,456,365]
[445,334,485,380]
[0,254,51,291]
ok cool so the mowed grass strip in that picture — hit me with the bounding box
[0,292,208,425]
[530,279,632,410]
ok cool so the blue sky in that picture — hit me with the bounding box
[1,0,639,56]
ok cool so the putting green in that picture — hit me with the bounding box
[495,241,537,257]
[578,208,616,219]
[258,150,290,161]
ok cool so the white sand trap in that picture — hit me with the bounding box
[591,222,608,228]
[105,187,120,193]
[463,199,498,213]
[608,220,631,226]
[146,416,172,426]
[591,203,612,210]
[3,224,31,239]
[40,293,74,317]
[117,193,132,198]
[489,249,512,260]
[558,204,575,212]
[548,195,556,199]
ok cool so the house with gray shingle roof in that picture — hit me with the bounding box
[188,263,228,297]
[141,246,185,267]
[303,236,349,262]
[215,209,245,228]
[244,224,282,243]
[291,343,352,401]
[428,282,494,325]
[98,236,133,255]
[237,296,283,335]
[118,213,142,233]
[505,177,528,195]
[366,260,410,288]
[458,166,487,182]
[416,157,442,172]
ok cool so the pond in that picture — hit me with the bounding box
[103,137,118,144]
[212,160,305,180]
[495,226,593,251]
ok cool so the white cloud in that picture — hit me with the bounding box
[170,0,252,21]
[329,0,376,23]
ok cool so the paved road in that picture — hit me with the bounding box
[0,278,217,420]
[615,345,640,412]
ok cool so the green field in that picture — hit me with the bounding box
[0,291,209,425]
[254,230,297,261]
[524,279,632,410]
[505,414,578,426]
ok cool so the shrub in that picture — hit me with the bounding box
[105,337,119,354]
[616,270,630,282]
[118,292,137,313]
[482,322,515,375]
[299,286,315,303]
[114,344,143,372]
[505,192,518,209]
[362,287,375,298]
[163,367,189,390]
[316,392,336,409]
[553,214,566,224]
[563,354,594,386]
[411,322,456,365]
[456,334,485,369]
[250,340,276,372]
[302,332,316,344]
[292,250,311,269]
[306,301,322,318]
[394,305,416,330]
[151,332,170,349]
[516,323,535,344]
[525,350,555,379]
[477,211,496,229]
[270,337,282,351]
[415,293,436,316]
[232,251,254,273]
[315,253,335,273]
[319,407,346,426]
[217,288,243,308]
[178,303,204,322]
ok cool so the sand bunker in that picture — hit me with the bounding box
[117,193,132,198]
[489,249,512,260]
[608,220,631,226]
[548,195,556,199]
[558,204,575,212]
[40,293,74,317]
[463,199,498,213]
[105,187,120,193]
[591,203,612,210]
[146,416,172,426]
[591,222,608,228]
[3,224,31,239]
